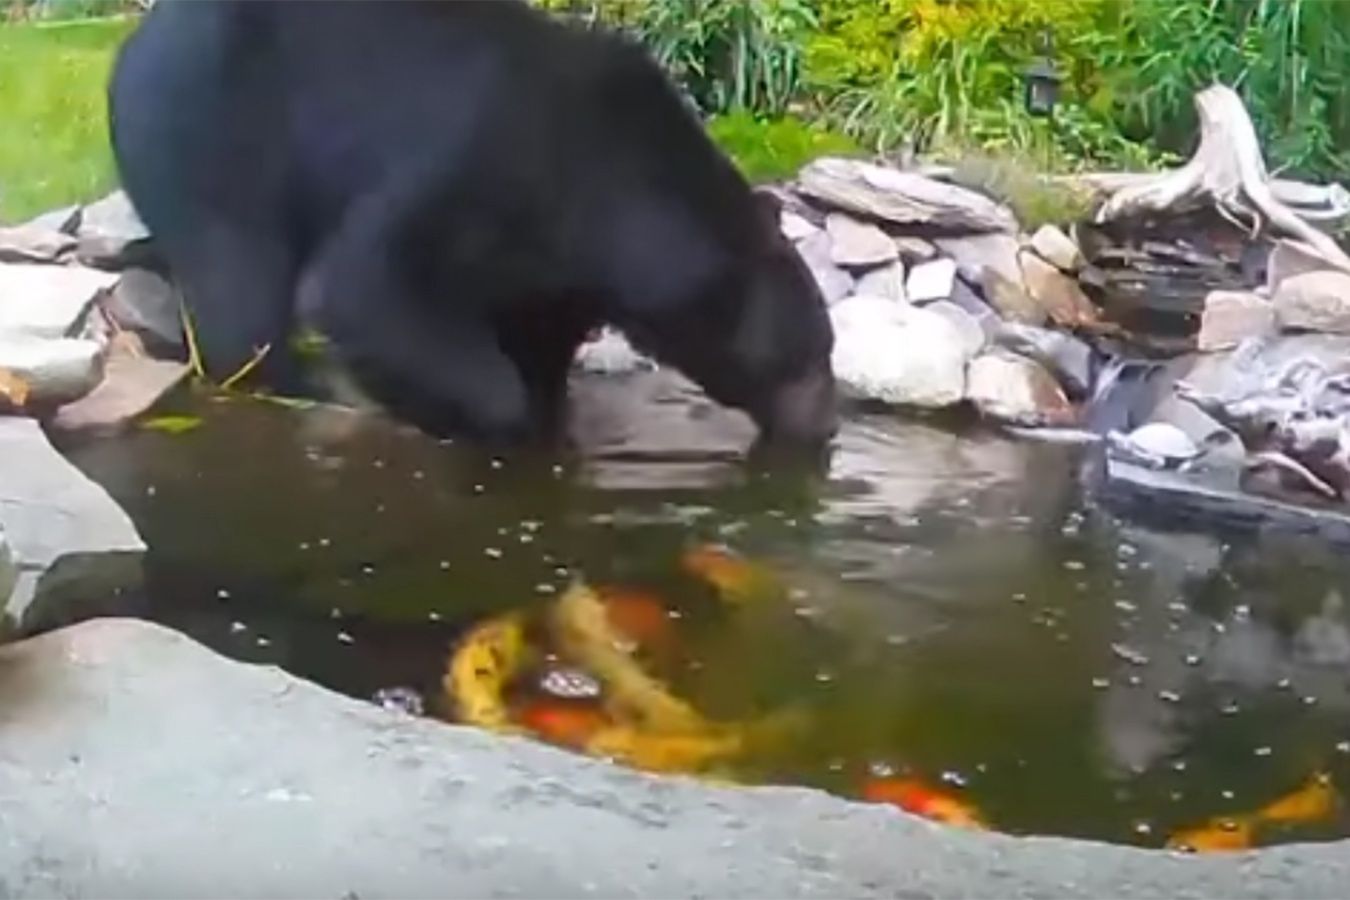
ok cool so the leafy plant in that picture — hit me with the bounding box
[708,111,858,182]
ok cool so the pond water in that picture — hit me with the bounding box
[51,371,1350,851]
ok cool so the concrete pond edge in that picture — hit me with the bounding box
[1,617,1348,898]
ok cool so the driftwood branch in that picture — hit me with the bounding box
[1092,85,1350,273]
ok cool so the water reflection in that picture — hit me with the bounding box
[48,371,1350,848]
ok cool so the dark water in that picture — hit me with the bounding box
[51,373,1350,850]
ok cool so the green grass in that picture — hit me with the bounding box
[0,16,134,223]
[709,111,859,184]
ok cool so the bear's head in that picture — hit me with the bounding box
[608,190,837,450]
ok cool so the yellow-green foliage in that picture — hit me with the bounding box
[708,111,858,183]
[0,16,133,222]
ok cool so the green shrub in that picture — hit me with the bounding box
[708,111,859,182]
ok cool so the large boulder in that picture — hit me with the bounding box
[830,295,970,407]
[1273,270,1350,334]
[0,418,143,628]
[992,321,1094,400]
[0,262,118,339]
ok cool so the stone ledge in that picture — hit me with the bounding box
[1,617,1347,899]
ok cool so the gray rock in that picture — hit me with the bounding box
[1273,270,1350,334]
[892,234,940,263]
[0,418,143,628]
[983,269,1048,326]
[779,210,819,242]
[829,296,969,407]
[797,157,1019,233]
[967,350,1075,426]
[1197,290,1275,351]
[0,223,76,263]
[1019,250,1101,328]
[825,213,898,268]
[993,321,1094,400]
[853,260,907,304]
[24,203,82,235]
[75,190,154,270]
[1028,224,1083,272]
[4,617,1350,898]
[105,268,186,355]
[947,278,1001,338]
[1108,422,1201,469]
[795,230,855,305]
[935,232,1022,287]
[905,257,956,304]
[0,334,105,408]
[925,300,986,357]
[0,262,118,338]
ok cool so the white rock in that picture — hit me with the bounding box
[1273,270,1350,334]
[905,258,957,304]
[924,300,986,357]
[0,334,105,406]
[853,261,907,304]
[1028,224,1083,272]
[966,351,1075,427]
[825,213,898,268]
[829,297,969,408]
[0,263,118,339]
[892,235,939,262]
[779,211,819,242]
[1197,290,1275,351]
[573,328,654,375]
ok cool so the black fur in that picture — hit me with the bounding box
[108,0,835,445]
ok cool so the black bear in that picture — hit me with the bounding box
[108,0,836,447]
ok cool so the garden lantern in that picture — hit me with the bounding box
[1023,43,1062,119]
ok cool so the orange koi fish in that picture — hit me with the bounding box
[595,586,676,649]
[1167,773,1338,853]
[681,544,783,605]
[1166,817,1255,853]
[517,700,611,750]
[860,777,989,830]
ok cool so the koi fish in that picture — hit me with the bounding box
[1256,772,1337,824]
[442,612,528,731]
[517,700,611,750]
[595,586,676,650]
[584,724,745,775]
[860,777,989,830]
[550,581,708,733]
[1167,773,1338,853]
[681,544,783,605]
[1166,817,1255,853]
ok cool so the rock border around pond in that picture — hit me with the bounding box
[3,616,1350,899]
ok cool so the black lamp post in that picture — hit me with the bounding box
[1023,31,1062,170]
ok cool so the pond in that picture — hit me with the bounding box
[50,370,1350,852]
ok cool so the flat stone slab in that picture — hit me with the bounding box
[3,617,1349,899]
[1098,455,1350,545]
[0,418,144,627]
[50,352,189,434]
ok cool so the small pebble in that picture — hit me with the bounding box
[484,547,503,560]
[1158,690,1182,703]
[1302,695,1319,707]
[230,621,247,634]
[337,631,354,644]
[255,636,270,648]
[361,564,375,576]
[1132,821,1152,837]
[491,458,504,470]
[216,588,231,600]
[1276,678,1293,691]
[1184,653,1201,667]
